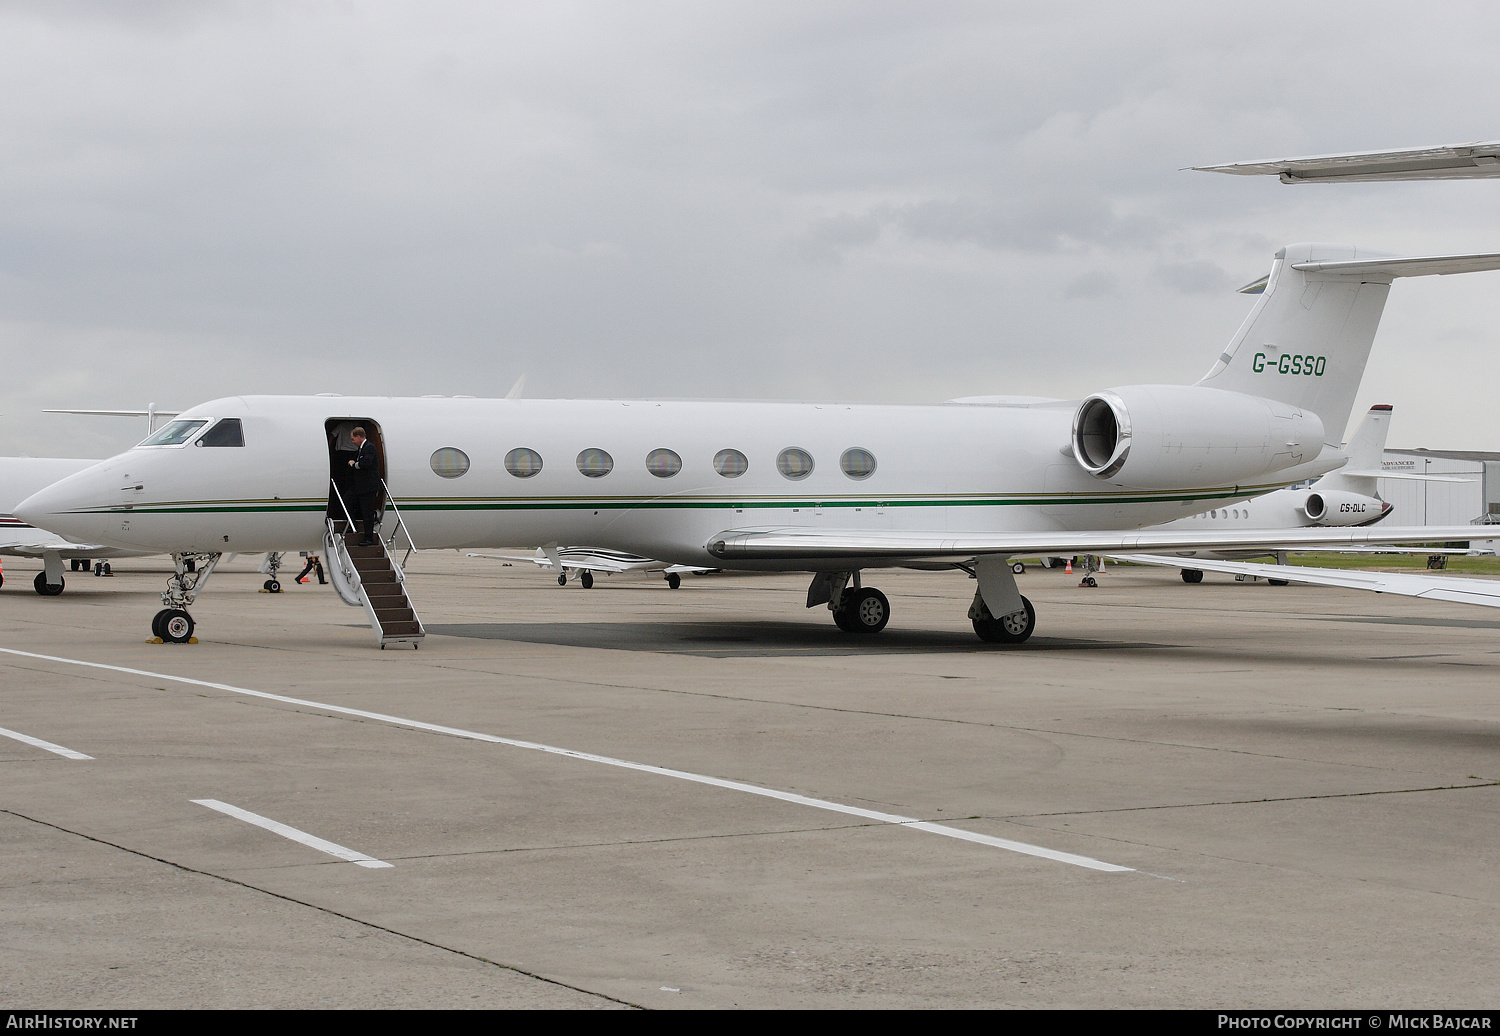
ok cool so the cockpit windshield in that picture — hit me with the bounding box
[195,418,244,447]
[138,419,208,447]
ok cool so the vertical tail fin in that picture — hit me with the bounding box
[1198,243,1500,442]
[1196,243,1393,443]
[1314,404,1392,497]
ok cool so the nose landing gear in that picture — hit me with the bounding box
[150,552,220,645]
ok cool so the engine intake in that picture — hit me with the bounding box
[1071,385,1325,490]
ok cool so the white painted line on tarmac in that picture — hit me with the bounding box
[192,798,394,868]
[0,647,1132,873]
[0,725,93,760]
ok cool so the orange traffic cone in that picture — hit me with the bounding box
[1064,558,1073,574]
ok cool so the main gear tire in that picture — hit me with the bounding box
[973,595,1036,644]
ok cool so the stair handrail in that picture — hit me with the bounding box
[379,477,418,569]
[329,478,359,532]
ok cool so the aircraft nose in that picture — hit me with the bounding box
[14,466,118,544]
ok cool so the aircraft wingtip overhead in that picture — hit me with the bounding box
[1196,141,1500,183]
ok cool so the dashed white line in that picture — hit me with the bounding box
[0,724,93,760]
[0,647,1132,873]
[192,798,394,868]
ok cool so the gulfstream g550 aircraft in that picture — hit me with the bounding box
[16,243,1500,646]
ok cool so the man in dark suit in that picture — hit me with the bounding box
[347,427,383,546]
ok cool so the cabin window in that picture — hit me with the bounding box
[777,447,814,481]
[431,447,470,478]
[505,447,543,478]
[645,448,682,478]
[714,449,748,478]
[576,448,614,478]
[139,419,208,447]
[195,418,245,447]
[840,447,876,480]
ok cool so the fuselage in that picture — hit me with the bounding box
[16,395,1343,569]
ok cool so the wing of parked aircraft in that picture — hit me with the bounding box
[706,524,1484,562]
[1112,554,1500,609]
[1194,141,1500,183]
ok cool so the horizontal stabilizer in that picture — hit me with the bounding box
[1113,554,1500,609]
[706,525,1488,563]
[1290,252,1500,279]
[44,408,180,419]
[1194,142,1500,183]
[1345,470,1474,483]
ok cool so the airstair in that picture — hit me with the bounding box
[326,481,425,649]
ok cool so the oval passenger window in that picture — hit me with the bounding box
[777,448,814,480]
[576,448,614,478]
[505,447,543,478]
[645,448,681,478]
[713,449,748,478]
[840,447,876,480]
[430,447,470,478]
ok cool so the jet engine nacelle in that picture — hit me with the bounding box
[1071,385,1325,490]
[1301,490,1386,526]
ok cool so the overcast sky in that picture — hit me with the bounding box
[5,0,1500,459]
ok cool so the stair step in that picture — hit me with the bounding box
[380,620,423,637]
[375,607,415,621]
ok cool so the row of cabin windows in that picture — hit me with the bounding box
[429,446,878,481]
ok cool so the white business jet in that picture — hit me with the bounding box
[470,544,714,589]
[15,243,1500,646]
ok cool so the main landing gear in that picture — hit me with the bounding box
[1180,568,1204,584]
[665,572,681,590]
[970,593,1036,643]
[34,572,64,596]
[808,571,891,635]
[151,552,221,644]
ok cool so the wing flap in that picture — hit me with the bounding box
[706,525,1486,562]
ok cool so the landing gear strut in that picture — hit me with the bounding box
[261,551,284,593]
[151,553,220,644]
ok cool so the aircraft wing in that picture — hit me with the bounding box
[468,551,556,568]
[468,549,666,574]
[706,525,1485,562]
[1112,554,1500,609]
[1193,141,1500,183]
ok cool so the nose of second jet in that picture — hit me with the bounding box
[14,463,125,547]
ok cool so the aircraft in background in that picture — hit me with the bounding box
[0,457,153,593]
[17,242,1500,645]
[470,545,715,589]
